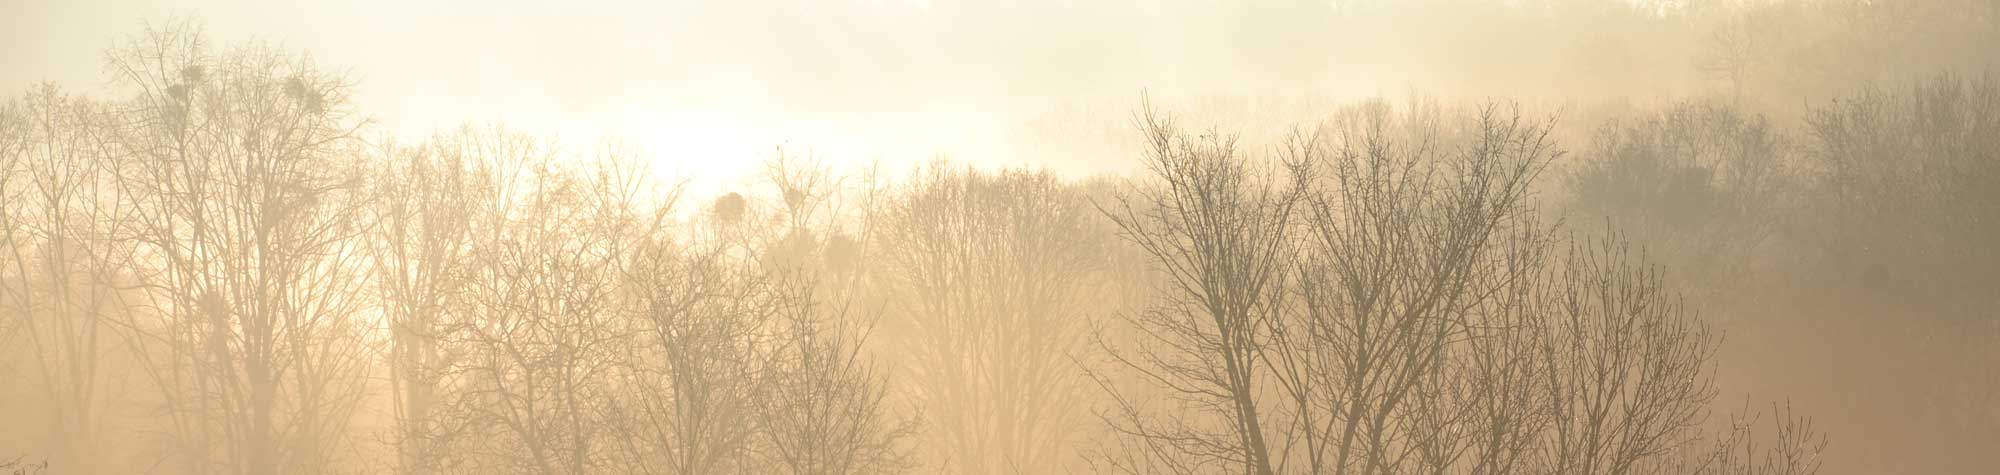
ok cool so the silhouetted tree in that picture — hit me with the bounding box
[105,21,375,473]
[1279,101,1557,474]
[1091,102,1302,475]
[1093,99,1824,475]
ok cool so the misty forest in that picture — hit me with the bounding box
[3,0,1999,474]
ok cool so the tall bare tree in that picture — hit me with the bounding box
[364,129,505,474]
[1092,103,1303,475]
[1093,99,1822,475]
[102,21,376,473]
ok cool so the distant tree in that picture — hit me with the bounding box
[759,150,854,277]
[608,150,911,475]
[1806,73,2000,293]
[1695,0,2000,107]
[1799,73,2000,471]
[876,162,1109,474]
[0,94,20,356]
[0,84,135,474]
[1563,100,1795,306]
[1697,3,1792,103]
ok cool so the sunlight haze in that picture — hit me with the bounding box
[4,1,1998,474]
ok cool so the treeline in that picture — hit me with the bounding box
[1001,0,2000,154]
[0,23,925,474]
[1559,74,2000,473]
[3,11,1999,475]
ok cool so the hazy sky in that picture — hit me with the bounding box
[2,0,1674,187]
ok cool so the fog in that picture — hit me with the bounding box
[1,0,1996,473]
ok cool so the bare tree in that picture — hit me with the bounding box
[364,129,510,474]
[597,152,837,475]
[103,21,375,473]
[1279,101,1558,474]
[1798,72,1998,472]
[1093,99,1822,475]
[612,228,779,475]
[0,84,140,473]
[1091,102,1302,475]
[1683,401,1827,475]
[1562,100,1795,308]
[1529,232,1720,475]
[425,143,655,474]
[758,275,917,475]
[602,149,905,475]
[875,162,1108,474]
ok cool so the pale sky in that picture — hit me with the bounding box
[2,0,1694,190]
